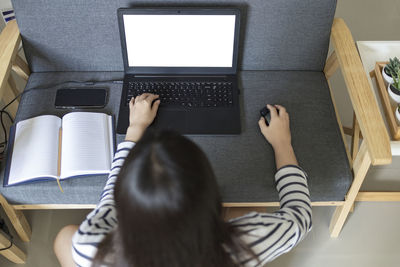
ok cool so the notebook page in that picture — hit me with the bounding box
[60,112,112,178]
[7,115,61,185]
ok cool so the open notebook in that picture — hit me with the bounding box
[4,112,115,186]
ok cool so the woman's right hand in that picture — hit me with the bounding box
[258,104,298,169]
[258,104,291,149]
[125,93,160,142]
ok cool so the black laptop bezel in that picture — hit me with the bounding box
[117,8,240,75]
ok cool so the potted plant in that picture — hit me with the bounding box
[396,104,400,125]
[383,57,400,85]
[388,69,400,103]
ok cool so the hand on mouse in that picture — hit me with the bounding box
[258,104,291,148]
[258,104,298,169]
[125,93,161,142]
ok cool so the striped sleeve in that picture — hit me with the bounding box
[71,141,135,267]
[229,165,312,266]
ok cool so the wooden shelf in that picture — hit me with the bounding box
[370,62,400,140]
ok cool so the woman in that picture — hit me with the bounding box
[54,93,312,267]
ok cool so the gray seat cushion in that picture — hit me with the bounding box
[0,71,352,204]
[12,0,336,72]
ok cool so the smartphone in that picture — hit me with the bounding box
[55,88,107,108]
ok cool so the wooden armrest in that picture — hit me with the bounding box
[0,20,21,97]
[330,18,391,165]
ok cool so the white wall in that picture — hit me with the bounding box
[0,0,12,10]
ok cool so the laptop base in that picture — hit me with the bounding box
[116,76,241,135]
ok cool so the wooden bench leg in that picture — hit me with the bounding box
[0,195,31,242]
[2,80,20,118]
[0,231,26,264]
[351,113,361,161]
[11,54,30,81]
[349,203,355,213]
[329,141,371,237]
[7,74,20,98]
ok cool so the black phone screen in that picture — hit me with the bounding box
[55,88,107,108]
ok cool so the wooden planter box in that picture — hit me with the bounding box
[370,62,400,140]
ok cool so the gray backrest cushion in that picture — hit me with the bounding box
[12,0,336,72]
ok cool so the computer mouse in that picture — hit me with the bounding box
[260,106,279,126]
[260,106,271,126]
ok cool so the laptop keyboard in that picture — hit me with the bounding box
[125,81,233,107]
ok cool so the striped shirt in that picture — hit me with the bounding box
[72,141,312,267]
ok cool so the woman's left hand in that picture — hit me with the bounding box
[125,93,161,142]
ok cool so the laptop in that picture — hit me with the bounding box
[116,8,241,135]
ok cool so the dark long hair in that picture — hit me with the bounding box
[93,130,255,267]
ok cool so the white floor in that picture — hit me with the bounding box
[2,201,400,267]
[1,0,400,266]
[270,203,400,267]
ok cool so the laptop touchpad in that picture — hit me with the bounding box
[153,109,188,132]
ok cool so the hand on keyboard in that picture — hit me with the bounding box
[125,93,160,142]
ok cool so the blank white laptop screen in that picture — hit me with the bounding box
[123,14,236,67]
